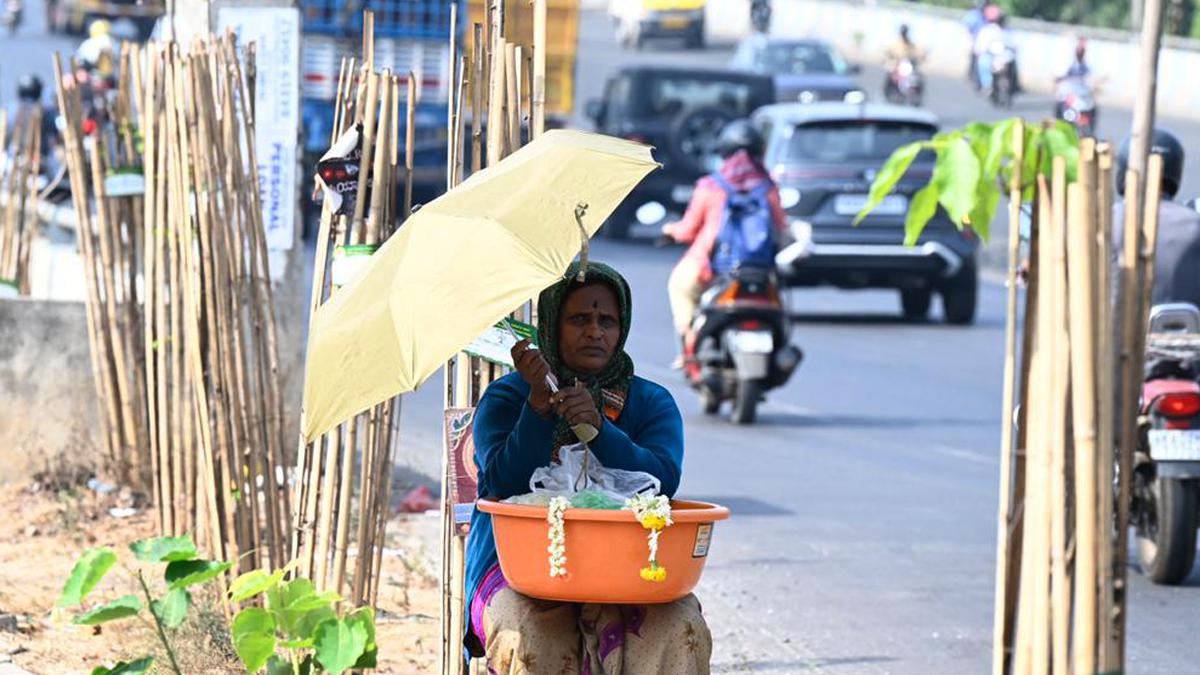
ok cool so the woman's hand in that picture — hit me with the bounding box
[511,339,553,414]
[550,382,603,431]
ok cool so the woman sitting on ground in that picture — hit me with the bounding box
[464,261,712,674]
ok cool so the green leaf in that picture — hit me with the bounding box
[59,548,117,607]
[232,607,277,673]
[150,588,191,629]
[1041,126,1080,182]
[279,637,316,649]
[348,607,378,669]
[968,179,1002,243]
[314,617,369,675]
[164,559,232,590]
[267,578,339,640]
[963,122,992,167]
[130,535,198,563]
[89,657,154,675]
[266,655,313,675]
[984,118,1016,180]
[74,595,142,625]
[229,568,286,603]
[933,137,981,226]
[854,141,922,225]
[904,184,940,246]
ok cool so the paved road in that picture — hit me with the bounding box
[555,10,1200,674]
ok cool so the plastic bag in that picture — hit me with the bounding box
[503,443,660,509]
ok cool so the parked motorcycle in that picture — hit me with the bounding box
[987,42,1017,109]
[2,0,22,35]
[885,58,923,107]
[750,0,771,34]
[1133,303,1200,584]
[1054,76,1097,137]
[683,267,802,424]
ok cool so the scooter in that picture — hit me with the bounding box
[1133,303,1200,585]
[683,266,802,424]
[885,58,923,107]
[1054,76,1097,137]
[987,42,1017,109]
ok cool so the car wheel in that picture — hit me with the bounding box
[941,260,978,325]
[900,287,932,321]
[668,105,736,175]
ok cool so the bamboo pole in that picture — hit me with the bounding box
[1095,144,1118,671]
[991,119,1025,675]
[471,23,484,176]
[447,2,458,192]
[1048,157,1071,675]
[506,44,520,151]
[351,72,381,244]
[532,0,547,137]
[1067,153,1100,675]
[453,55,468,188]
[405,73,416,219]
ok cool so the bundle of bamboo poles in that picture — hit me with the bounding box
[292,12,411,608]
[992,135,1163,674]
[0,104,43,295]
[54,33,289,575]
[440,2,548,672]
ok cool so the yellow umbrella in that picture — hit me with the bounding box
[301,130,659,442]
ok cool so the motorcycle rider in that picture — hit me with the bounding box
[5,75,57,152]
[973,8,1013,93]
[1058,36,1091,82]
[77,18,116,76]
[963,1,997,88]
[661,121,788,366]
[884,24,925,99]
[1113,129,1200,310]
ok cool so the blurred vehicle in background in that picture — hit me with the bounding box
[1054,76,1096,137]
[884,58,922,107]
[586,66,774,238]
[47,0,161,38]
[730,35,864,105]
[3,0,22,35]
[300,0,458,214]
[608,0,705,50]
[756,103,980,324]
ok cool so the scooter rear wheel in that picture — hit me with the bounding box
[1137,475,1198,585]
[731,380,761,425]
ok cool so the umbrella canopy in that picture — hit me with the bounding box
[302,130,659,441]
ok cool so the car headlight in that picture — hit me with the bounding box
[843,90,867,104]
[798,90,816,104]
[779,187,801,210]
[790,219,813,245]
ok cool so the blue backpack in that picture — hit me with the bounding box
[710,172,776,276]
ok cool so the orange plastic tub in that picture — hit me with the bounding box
[477,498,730,604]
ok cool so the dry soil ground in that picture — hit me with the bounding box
[0,481,441,674]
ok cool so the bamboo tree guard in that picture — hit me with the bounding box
[993,139,1164,674]
[292,11,412,609]
[53,33,289,576]
[0,104,43,295]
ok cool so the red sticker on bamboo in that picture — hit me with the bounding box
[692,524,713,558]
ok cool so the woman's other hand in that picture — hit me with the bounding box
[550,383,603,431]
[511,339,553,414]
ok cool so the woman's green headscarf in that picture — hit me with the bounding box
[536,261,635,453]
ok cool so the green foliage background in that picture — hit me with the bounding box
[914,0,1199,38]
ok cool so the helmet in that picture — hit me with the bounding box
[899,23,910,38]
[983,4,1001,21]
[1117,129,1184,198]
[715,120,764,159]
[89,19,112,38]
[17,74,43,103]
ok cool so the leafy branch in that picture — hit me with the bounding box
[855,117,1081,245]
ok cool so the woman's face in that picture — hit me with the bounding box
[557,283,622,375]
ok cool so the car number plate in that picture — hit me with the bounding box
[730,330,774,354]
[671,184,694,203]
[1148,429,1200,461]
[661,16,691,28]
[834,194,907,216]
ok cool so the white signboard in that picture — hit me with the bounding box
[216,5,301,252]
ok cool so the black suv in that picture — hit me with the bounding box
[586,66,775,238]
[754,102,980,324]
